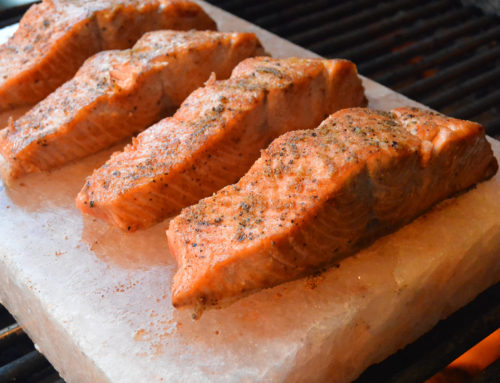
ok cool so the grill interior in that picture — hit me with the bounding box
[1,1,499,382]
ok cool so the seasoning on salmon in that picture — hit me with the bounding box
[167,107,498,308]
[0,31,264,183]
[0,0,216,112]
[76,57,367,231]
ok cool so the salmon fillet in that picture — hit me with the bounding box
[76,57,367,231]
[0,31,263,183]
[0,0,216,112]
[167,107,498,308]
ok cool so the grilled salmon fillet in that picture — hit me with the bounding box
[76,57,367,231]
[0,0,216,112]
[167,107,498,308]
[0,31,264,183]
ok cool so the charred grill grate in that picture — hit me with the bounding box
[210,0,500,139]
[0,1,499,382]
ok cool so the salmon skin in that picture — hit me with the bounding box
[0,0,216,112]
[76,57,367,231]
[167,107,498,308]
[0,31,264,183]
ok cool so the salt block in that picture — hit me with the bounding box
[1,3,500,382]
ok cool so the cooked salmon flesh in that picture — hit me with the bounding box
[0,31,264,183]
[0,0,216,112]
[167,107,498,308]
[76,57,366,231]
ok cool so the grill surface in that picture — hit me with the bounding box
[0,1,499,382]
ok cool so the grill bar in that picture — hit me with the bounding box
[288,0,421,45]
[420,65,500,108]
[336,8,470,61]
[0,350,51,383]
[374,24,500,85]
[454,88,500,120]
[226,0,294,21]
[251,0,330,29]
[39,376,65,383]
[0,323,25,352]
[268,0,376,37]
[212,0,258,13]
[310,0,451,55]
[359,15,496,75]
[32,369,64,383]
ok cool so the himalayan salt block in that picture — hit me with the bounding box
[0,2,499,382]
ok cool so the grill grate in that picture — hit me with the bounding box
[0,1,499,382]
[208,0,500,139]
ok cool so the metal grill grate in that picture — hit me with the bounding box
[0,1,499,382]
[209,0,500,139]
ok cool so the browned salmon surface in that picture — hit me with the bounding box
[0,0,216,112]
[167,107,498,308]
[0,31,263,183]
[76,57,366,231]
